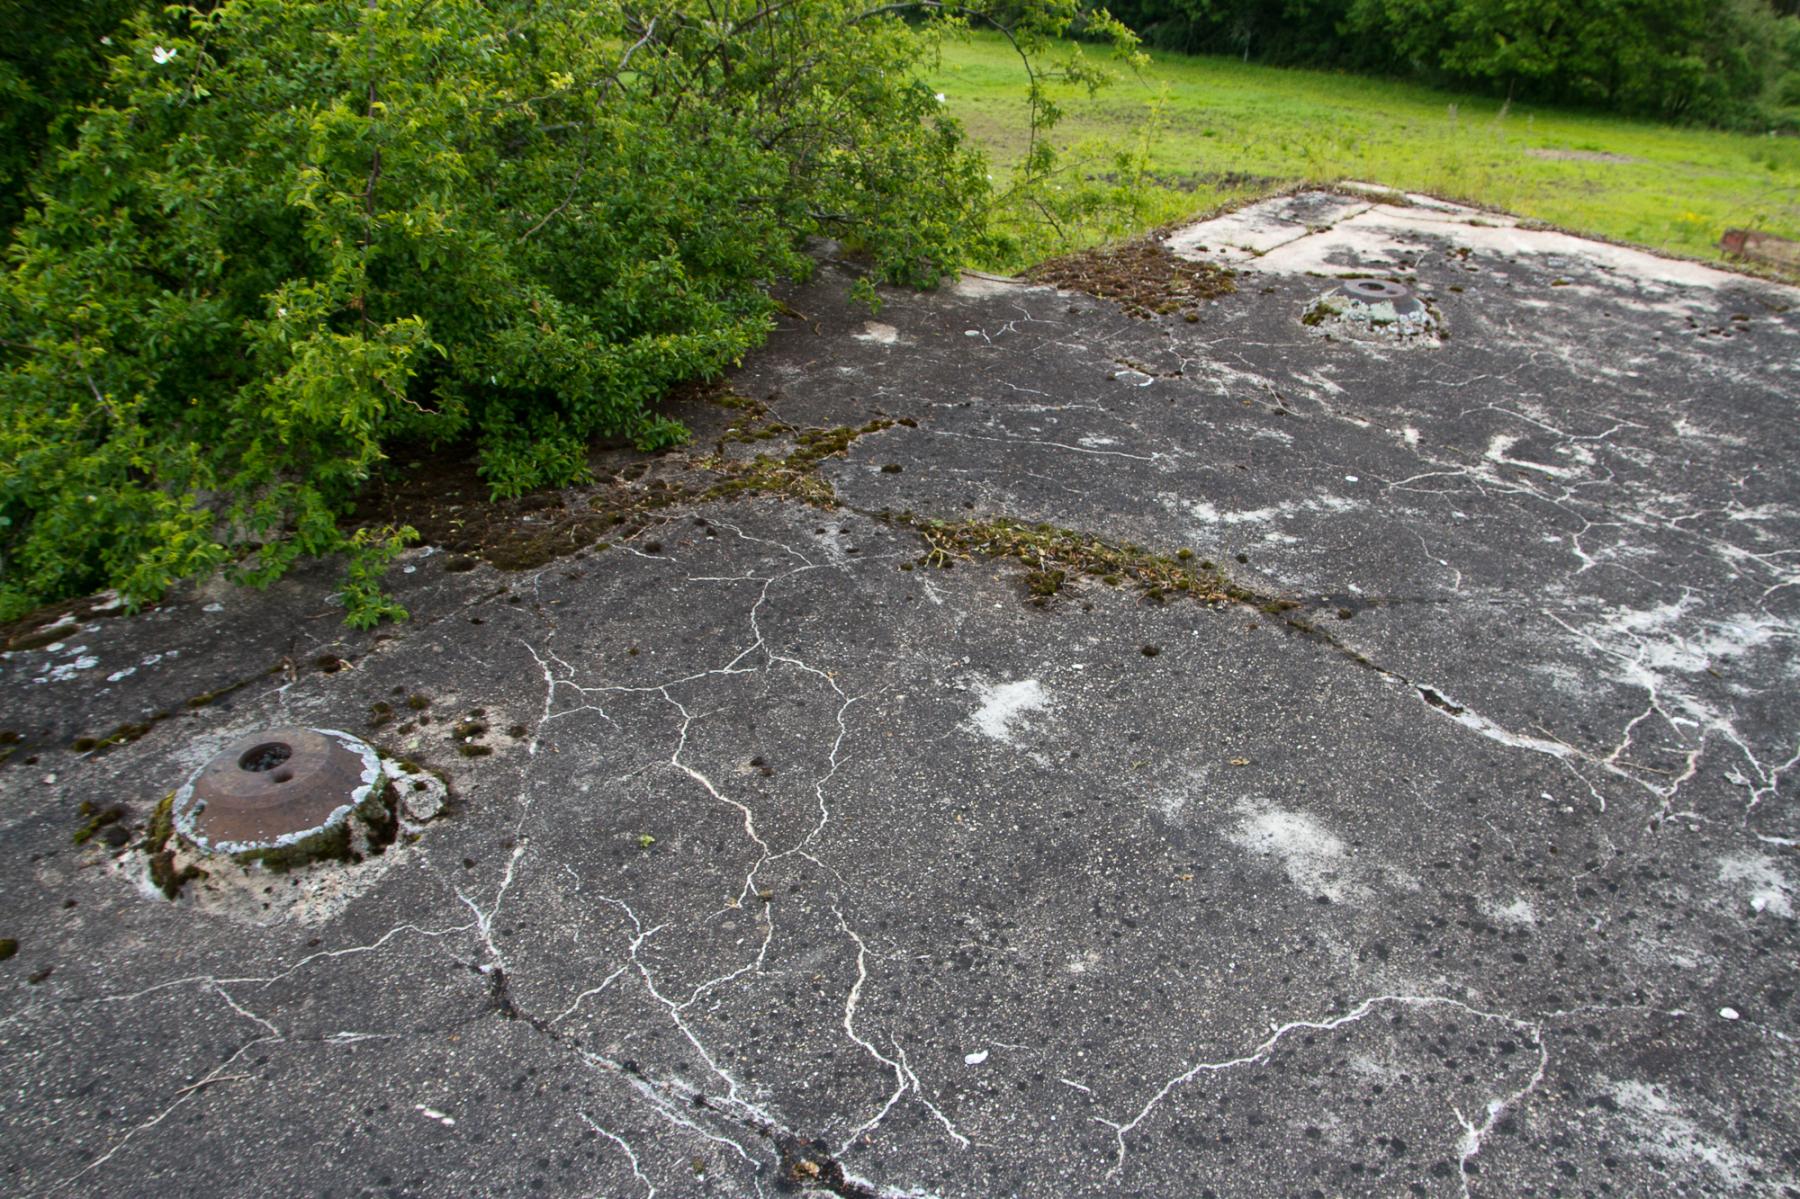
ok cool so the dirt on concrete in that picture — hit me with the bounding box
[1025,235,1236,319]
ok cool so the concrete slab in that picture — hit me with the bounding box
[2,192,1797,1198]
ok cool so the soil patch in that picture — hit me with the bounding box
[350,444,700,572]
[350,381,751,571]
[350,384,896,573]
[1525,147,1642,164]
[1026,236,1236,319]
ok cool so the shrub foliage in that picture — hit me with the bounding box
[2,1,1108,623]
[0,1,146,232]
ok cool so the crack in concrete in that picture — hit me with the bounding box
[38,470,1794,1195]
[1095,993,1694,1188]
[465,518,959,1196]
[15,224,1800,1196]
[580,1111,658,1198]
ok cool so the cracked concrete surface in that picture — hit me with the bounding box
[2,191,1797,1197]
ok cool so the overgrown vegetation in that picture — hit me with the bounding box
[0,1,1132,625]
[0,1,145,231]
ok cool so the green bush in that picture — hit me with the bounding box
[1,1,1079,624]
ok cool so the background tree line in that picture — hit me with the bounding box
[1104,0,1800,125]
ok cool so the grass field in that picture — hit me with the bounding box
[931,32,1800,273]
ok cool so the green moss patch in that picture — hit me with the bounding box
[891,515,1251,606]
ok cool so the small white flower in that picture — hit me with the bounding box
[100,36,112,46]
[276,306,287,318]
[934,92,947,104]
[152,45,177,65]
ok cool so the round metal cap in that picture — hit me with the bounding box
[173,727,383,855]
[1338,278,1412,302]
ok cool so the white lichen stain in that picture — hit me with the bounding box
[1169,492,1360,530]
[1717,854,1794,918]
[1227,804,1364,903]
[1608,1080,1764,1189]
[1482,897,1538,928]
[967,678,1049,745]
[37,646,101,684]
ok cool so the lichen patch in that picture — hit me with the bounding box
[967,679,1050,745]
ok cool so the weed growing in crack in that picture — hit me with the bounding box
[886,515,1257,607]
[699,419,899,508]
[144,792,205,899]
[1024,568,1068,605]
[71,801,127,846]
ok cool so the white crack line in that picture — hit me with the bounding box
[893,1040,971,1148]
[210,980,282,1039]
[42,1035,279,1196]
[1373,425,1693,586]
[593,890,778,1133]
[321,1031,403,1045]
[1470,403,1643,443]
[1726,735,1800,814]
[458,839,529,973]
[663,688,774,884]
[53,922,485,1193]
[1543,609,1798,822]
[835,910,970,1155]
[1403,681,1622,814]
[1096,994,1550,1182]
[522,522,829,738]
[1453,1039,1549,1199]
[507,514,971,1186]
[87,920,478,1009]
[1405,525,1464,592]
[927,426,1163,463]
[523,517,922,1127]
[526,642,624,731]
[576,1047,764,1171]
[52,515,898,1198]
[551,965,632,1027]
[506,527,837,1025]
[836,909,910,1150]
[1385,390,1799,601]
[580,1112,657,1198]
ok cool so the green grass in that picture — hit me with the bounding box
[933,32,1800,273]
